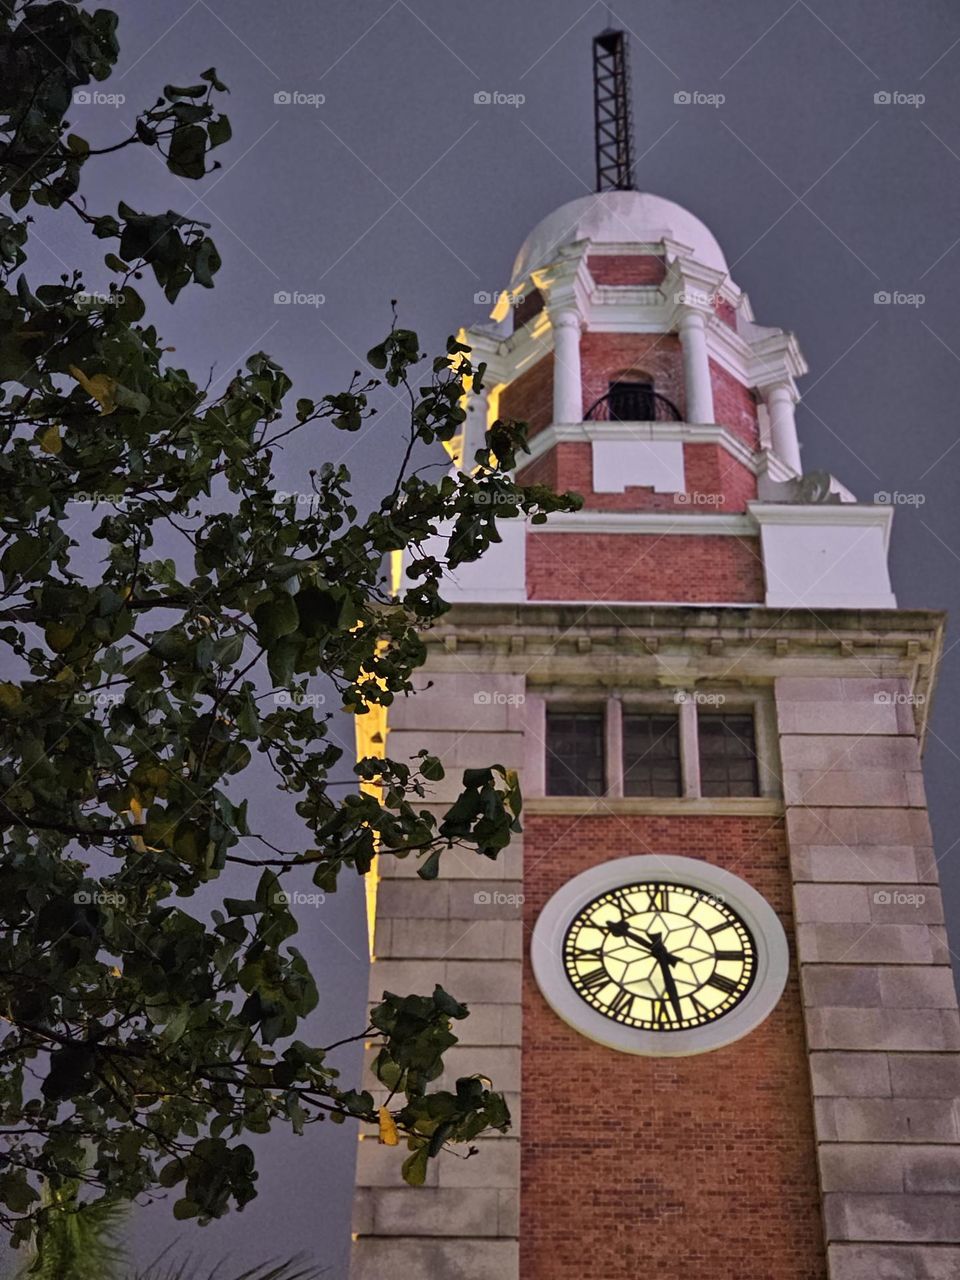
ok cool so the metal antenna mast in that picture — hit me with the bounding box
[592,28,635,192]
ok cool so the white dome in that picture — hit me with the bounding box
[511,191,729,284]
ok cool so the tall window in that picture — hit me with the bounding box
[622,713,681,797]
[546,711,605,796]
[698,713,760,797]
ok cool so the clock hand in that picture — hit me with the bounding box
[656,952,684,1021]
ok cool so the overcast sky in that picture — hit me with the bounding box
[30,1,960,1274]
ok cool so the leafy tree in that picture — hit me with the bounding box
[0,0,577,1248]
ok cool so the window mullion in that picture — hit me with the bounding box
[679,696,701,798]
[605,696,624,798]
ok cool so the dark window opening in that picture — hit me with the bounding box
[607,380,655,422]
[698,713,760,797]
[623,713,682,797]
[546,711,605,797]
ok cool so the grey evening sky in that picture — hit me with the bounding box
[27,1,960,1275]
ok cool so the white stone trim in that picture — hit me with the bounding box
[530,855,790,1057]
[523,419,759,475]
[541,509,757,536]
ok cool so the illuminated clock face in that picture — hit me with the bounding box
[563,881,756,1032]
[530,856,788,1056]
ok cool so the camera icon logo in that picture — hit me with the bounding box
[274,91,292,105]
[474,691,492,705]
[474,290,492,304]
[474,91,492,105]
[873,890,892,905]
[874,291,891,304]
[73,90,92,104]
[874,91,892,105]
[674,91,692,105]
[474,891,492,905]
[74,891,92,904]
[274,290,292,304]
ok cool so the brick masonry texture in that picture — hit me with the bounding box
[525,531,765,602]
[710,358,760,448]
[586,253,667,285]
[581,331,685,420]
[499,353,553,439]
[520,813,826,1280]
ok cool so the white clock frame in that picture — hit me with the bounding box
[530,854,790,1057]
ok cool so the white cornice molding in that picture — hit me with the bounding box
[747,501,893,551]
[523,419,760,475]
[540,509,758,536]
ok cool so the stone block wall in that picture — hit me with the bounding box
[776,675,960,1280]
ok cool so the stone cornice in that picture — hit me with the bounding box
[422,603,946,742]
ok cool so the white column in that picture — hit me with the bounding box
[461,383,489,471]
[678,308,715,424]
[765,382,802,475]
[550,308,583,424]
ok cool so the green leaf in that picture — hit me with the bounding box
[167,124,207,179]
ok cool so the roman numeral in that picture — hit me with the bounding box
[714,950,744,962]
[646,885,669,912]
[690,996,710,1020]
[707,972,739,995]
[707,923,731,936]
[652,999,671,1026]
[578,966,609,991]
[608,988,635,1019]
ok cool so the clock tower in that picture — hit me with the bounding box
[351,33,959,1280]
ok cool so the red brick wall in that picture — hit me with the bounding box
[525,531,764,602]
[587,254,667,286]
[711,359,759,448]
[499,353,554,440]
[581,332,685,421]
[520,814,825,1280]
[518,442,756,514]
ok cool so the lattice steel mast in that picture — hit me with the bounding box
[592,28,635,192]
